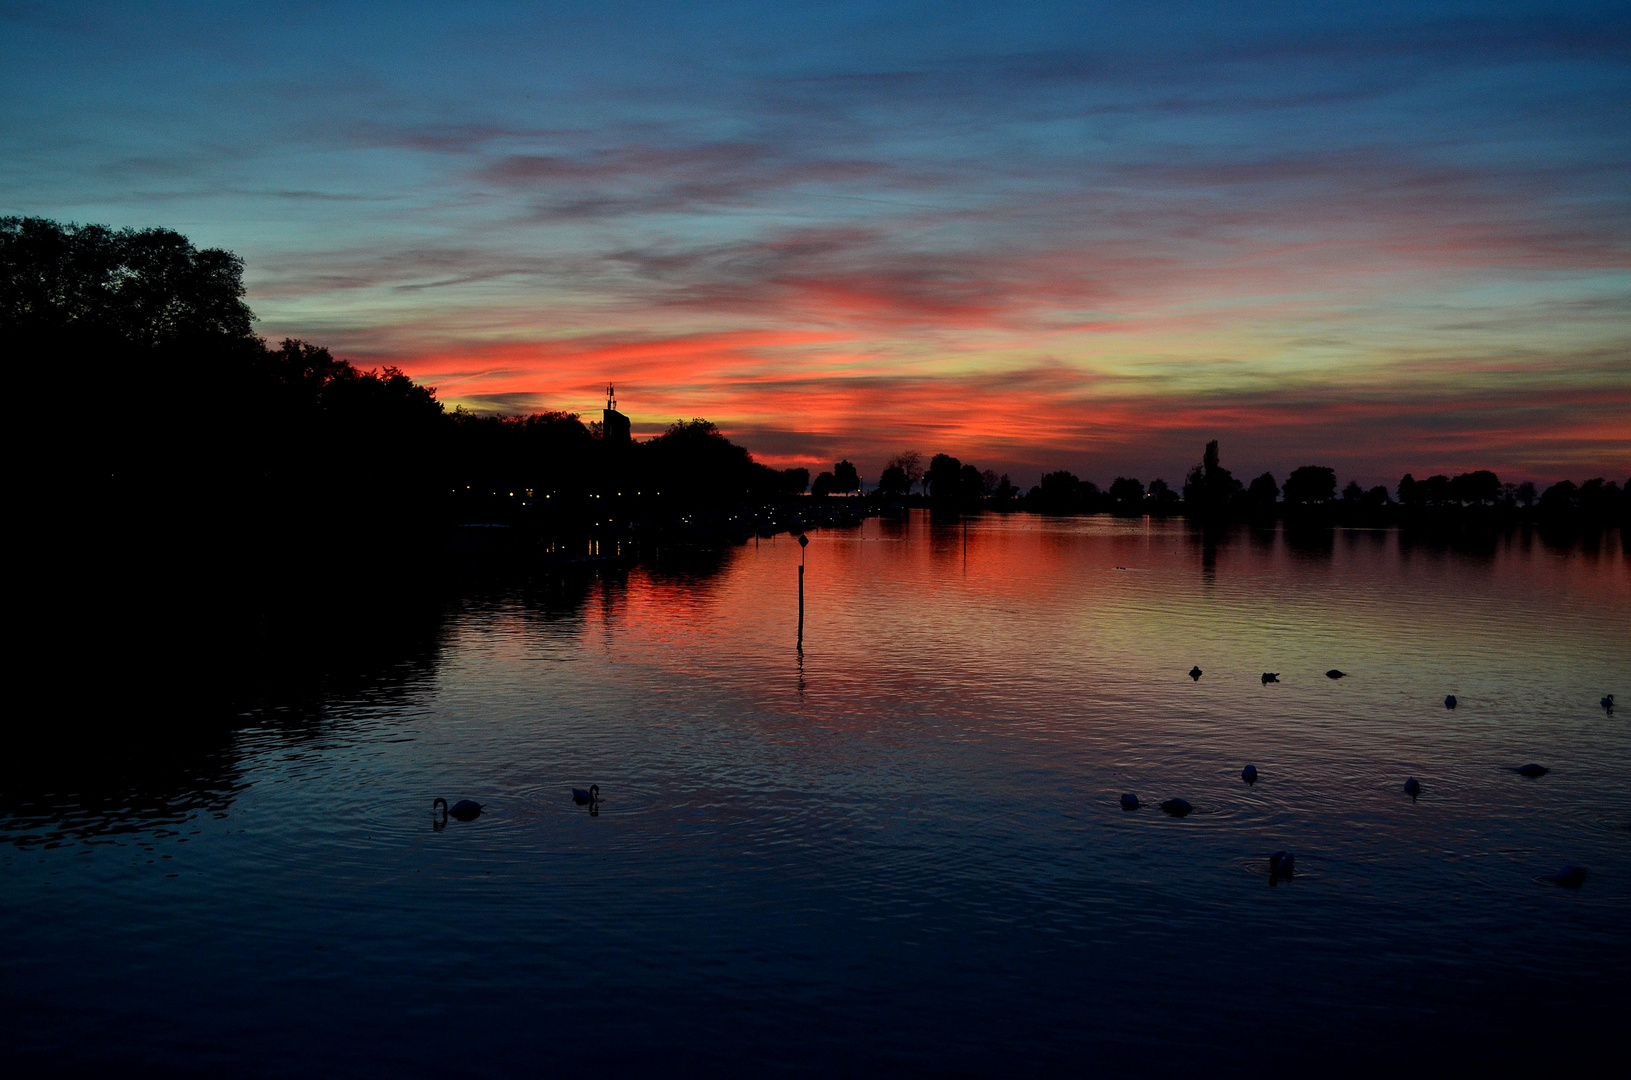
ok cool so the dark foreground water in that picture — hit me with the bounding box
[4,515,1628,1076]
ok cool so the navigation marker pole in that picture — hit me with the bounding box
[797,533,809,650]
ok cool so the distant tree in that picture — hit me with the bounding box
[1342,480,1365,502]
[1515,481,1537,508]
[1109,476,1145,511]
[1365,485,1391,508]
[1182,439,1242,513]
[1283,466,1337,506]
[1576,477,1623,520]
[1397,473,1420,507]
[1449,470,1501,506]
[991,473,1019,504]
[886,451,924,496]
[833,460,860,493]
[877,464,908,497]
[981,469,1001,496]
[1422,474,1450,507]
[782,467,810,495]
[959,463,986,501]
[1148,478,1180,509]
[1033,470,1083,514]
[926,453,962,499]
[811,471,836,498]
[1246,471,1279,511]
[1537,480,1576,515]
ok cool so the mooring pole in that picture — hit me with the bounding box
[797,532,808,649]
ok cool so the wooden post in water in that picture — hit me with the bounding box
[797,533,809,649]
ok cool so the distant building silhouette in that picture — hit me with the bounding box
[603,384,631,444]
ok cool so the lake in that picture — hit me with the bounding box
[3,513,1627,1076]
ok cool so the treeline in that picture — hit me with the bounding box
[3,217,828,553]
[5,217,1623,555]
[859,440,1626,525]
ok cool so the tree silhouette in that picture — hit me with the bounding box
[1284,466,1337,506]
[1109,476,1145,511]
[926,453,962,500]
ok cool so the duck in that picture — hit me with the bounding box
[1404,777,1421,800]
[1241,765,1258,785]
[572,784,600,806]
[1189,666,1203,681]
[1261,673,1279,684]
[1119,793,1140,811]
[1444,695,1457,709]
[1160,798,1193,817]
[1268,851,1295,879]
[1514,764,1548,778]
[433,798,482,822]
[1547,865,1587,888]
[1326,669,1346,679]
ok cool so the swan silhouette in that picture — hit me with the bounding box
[433,798,482,822]
[1189,666,1203,680]
[1444,695,1457,709]
[1120,793,1140,811]
[1241,765,1258,785]
[1160,798,1193,817]
[1269,851,1295,879]
[1547,865,1587,888]
[1261,673,1279,684]
[1515,764,1548,778]
[572,784,600,806]
[1326,669,1346,679]
[1404,778,1421,800]
[1603,694,1615,710]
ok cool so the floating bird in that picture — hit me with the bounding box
[1444,695,1457,709]
[1160,798,1193,817]
[1547,865,1587,888]
[1515,764,1548,778]
[433,798,482,822]
[1603,694,1615,710]
[1326,669,1346,679]
[1262,673,1279,684]
[1269,851,1295,879]
[1404,778,1422,800]
[1189,666,1203,681]
[1120,793,1140,811]
[572,784,600,806]
[1241,765,1258,785]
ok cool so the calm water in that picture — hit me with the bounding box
[4,514,1628,1076]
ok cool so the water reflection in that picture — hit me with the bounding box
[2,514,1626,1075]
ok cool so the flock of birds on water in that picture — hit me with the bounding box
[433,684,1617,891]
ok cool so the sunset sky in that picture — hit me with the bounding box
[4,1,1628,486]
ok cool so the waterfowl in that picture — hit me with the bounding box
[572,784,600,806]
[1603,694,1615,709]
[1268,851,1295,879]
[1160,798,1193,817]
[1189,666,1203,681]
[1120,793,1140,811]
[433,798,482,822]
[1444,695,1457,709]
[1326,669,1346,679]
[1515,764,1548,778]
[1404,778,1421,800]
[1241,765,1258,785]
[1261,673,1279,684]
[1547,865,1587,888]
